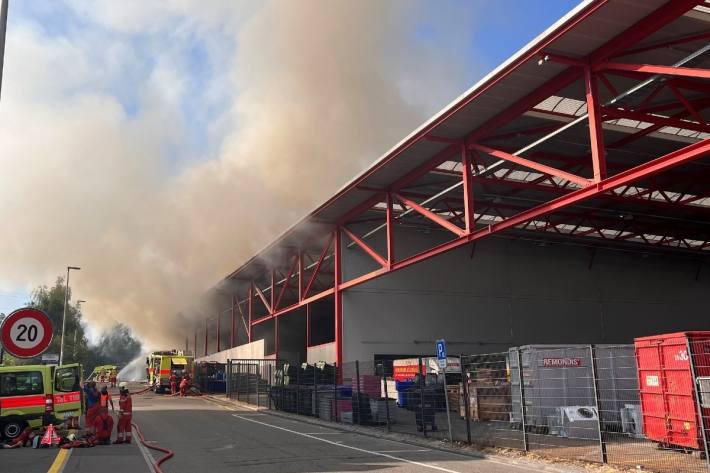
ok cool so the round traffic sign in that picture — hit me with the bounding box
[1,308,53,358]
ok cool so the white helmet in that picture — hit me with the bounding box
[119,381,128,389]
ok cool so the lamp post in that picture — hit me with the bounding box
[59,266,81,365]
[73,300,85,360]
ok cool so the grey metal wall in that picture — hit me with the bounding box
[342,229,710,362]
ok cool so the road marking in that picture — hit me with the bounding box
[233,414,462,473]
[377,449,432,453]
[47,448,72,473]
[302,431,344,435]
[133,427,157,472]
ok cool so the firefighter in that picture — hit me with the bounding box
[179,374,190,397]
[169,371,178,395]
[99,385,114,412]
[109,370,118,388]
[83,381,100,433]
[94,406,114,445]
[115,382,133,444]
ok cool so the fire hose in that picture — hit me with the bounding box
[132,420,174,473]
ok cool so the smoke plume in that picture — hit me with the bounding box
[0,1,476,347]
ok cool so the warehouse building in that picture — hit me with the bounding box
[190,0,710,367]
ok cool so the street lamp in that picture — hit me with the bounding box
[73,300,86,360]
[59,266,81,365]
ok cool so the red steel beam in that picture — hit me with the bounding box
[247,284,253,342]
[334,227,343,368]
[298,251,304,301]
[386,192,395,267]
[668,84,706,125]
[254,284,272,314]
[617,31,710,57]
[585,69,607,181]
[340,138,710,290]
[393,193,466,237]
[597,62,710,80]
[303,232,335,299]
[471,144,592,187]
[231,296,236,348]
[216,311,221,352]
[275,255,298,311]
[341,226,388,267]
[603,107,710,135]
[462,146,476,232]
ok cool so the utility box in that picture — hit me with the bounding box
[509,344,637,433]
[634,332,710,450]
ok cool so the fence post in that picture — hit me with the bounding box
[418,356,427,438]
[314,365,318,418]
[281,363,285,412]
[589,345,608,464]
[516,348,529,451]
[461,356,472,444]
[382,363,391,432]
[686,338,710,471]
[296,365,301,415]
[256,363,260,409]
[334,364,340,422]
[237,362,241,402]
[268,363,273,410]
[226,359,231,399]
[355,360,362,425]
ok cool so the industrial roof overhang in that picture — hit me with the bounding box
[214,0,710,299]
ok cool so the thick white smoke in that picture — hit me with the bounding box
[0,1,477,347]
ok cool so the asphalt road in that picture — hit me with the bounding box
[4,383,586,473]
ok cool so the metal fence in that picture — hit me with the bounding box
[225,345,710,473]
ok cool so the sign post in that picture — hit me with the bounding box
[1,308,54,359]
[436,339,453,443]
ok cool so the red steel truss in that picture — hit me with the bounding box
[193,0,710,365]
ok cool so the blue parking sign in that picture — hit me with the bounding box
[436,339,447,369]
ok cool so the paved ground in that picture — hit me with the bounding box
[4,382,592,473]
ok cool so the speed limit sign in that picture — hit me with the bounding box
[1,308,54,358]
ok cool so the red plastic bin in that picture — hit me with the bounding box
[634,332,710,450]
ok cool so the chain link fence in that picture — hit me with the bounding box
[225,343,710,473]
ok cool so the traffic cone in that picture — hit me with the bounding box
[41,424,61,446]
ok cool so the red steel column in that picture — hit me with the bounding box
[585,68,607,181]
[248,284,253,343]
[216,311,221,353]
[334,228,343,367]
[306,303,311,347]
[194,331,197,357]
[270,270,276,311]
[231,296,236,348]
[275,317,279,358]
[204,319,208,356]
[386,193,395,267]
[298,251,304,301]
[462,146,476,232]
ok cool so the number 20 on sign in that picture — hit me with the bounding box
[1,308,54,358]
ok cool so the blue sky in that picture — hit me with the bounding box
[0,0,581,338]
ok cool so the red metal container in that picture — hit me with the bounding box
[634,332,710,450]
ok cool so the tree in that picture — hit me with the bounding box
[28,277,89,364]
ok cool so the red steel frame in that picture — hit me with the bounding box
[194,0,710,366]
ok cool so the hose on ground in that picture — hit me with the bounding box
[132,421,174,473]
